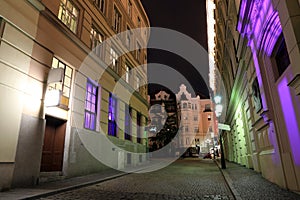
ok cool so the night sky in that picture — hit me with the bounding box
[140,0,209,98]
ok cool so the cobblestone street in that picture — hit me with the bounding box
[1,158,300,200]
[36,159,234,200]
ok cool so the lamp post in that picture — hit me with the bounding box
[205,139,211,154]
[214,95,226,169]
[210,131,216,159]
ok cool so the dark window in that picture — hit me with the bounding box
[137,16,141,27]
[136,42,141,62]
[275,35,290,78]
[113,6,122,32]
[252,77,262,113]
[137,112,142,143]
[124,104,132,140]
[93,0,105,13]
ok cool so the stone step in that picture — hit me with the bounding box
[38,172,65,184]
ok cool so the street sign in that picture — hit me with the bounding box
[218,123,231,131]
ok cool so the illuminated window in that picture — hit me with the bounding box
[93,0,105,13]
[108,93,117,136]
[113,6,122,32]
[50,57,73,98]
[84,79,98,130]
[58,0,79,33]
[90,26,104,57]
[136,74,141,92]
[124,104,132,140]
[126,26,131,48]
[110,47,119,73]
[125,63,132,84]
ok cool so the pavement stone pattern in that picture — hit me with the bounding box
[2,158,300,200]
[37,159,234,200]
[221,161,300,200]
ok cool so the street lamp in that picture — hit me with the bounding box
[214,95,226,169]
[204,103,216,159]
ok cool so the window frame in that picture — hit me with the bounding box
[136,41,141,62]
[93,0,105,14]
[136,73,141,92]
[126,26,132,48]
[136,112,142,143]
[109,47,119,73]
[124,104,132,141]
[84,78,99,131]
[90,25,104,58]
[113,6,122,32]
[137,16,141,28]
[127,0,132,18]
[125,62,132,84]
[272,34,290,80]
[108,93,118,137]
[57,0,79,34]
[50,57,73,99]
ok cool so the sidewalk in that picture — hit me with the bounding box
[0,158,176,200]
[215,158,300,200]
[0,168,125,200]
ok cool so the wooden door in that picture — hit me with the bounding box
[40,116,66,172]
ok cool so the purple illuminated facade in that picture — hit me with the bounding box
[215,0,300,192]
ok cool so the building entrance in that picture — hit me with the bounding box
[40,116,66,172]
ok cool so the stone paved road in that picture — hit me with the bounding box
[222,161,300,200]
[36,159,234,200]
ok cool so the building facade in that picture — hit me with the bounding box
[0,0,149,190]
[176,84,217,154]
[214,0,300,192]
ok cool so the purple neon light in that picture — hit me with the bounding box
[238,0,283,109]
[278,78,300,166]
[237,0,300,167]
[237,0,247,33]
[238,0,282,56]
